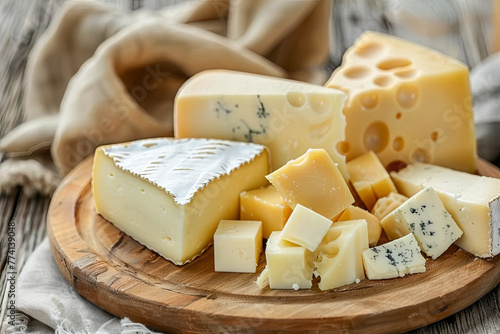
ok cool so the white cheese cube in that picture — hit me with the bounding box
[214,220,262,273]
[362,234,426,280]
[279,204,333,252]
[265,231,313,289]
[93,138,269,265]
[314,219,369,290]
[394,186,463,259]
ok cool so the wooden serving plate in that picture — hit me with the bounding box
[47,157,500,334]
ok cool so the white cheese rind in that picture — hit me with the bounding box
[174,70,348,179]
[391,163,500,258]
[93,138,270,265]
[362,233,426,280]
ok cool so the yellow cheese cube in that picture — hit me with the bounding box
[265,231,314,289]
[346,151,397,210]
[372,192,409,220]
[326,31,477,174]
[214,220,263,273]
[266,148,354,219]
[240,187,292,239]
[338,205,382,246]
[279,204,333,252]
[380,210,411,241]
[314,219,369,290]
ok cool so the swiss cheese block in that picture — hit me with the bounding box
[279,204,333,252]
[338,205,382,247]
[266,148,354,219]
[326,31,477,173]
[265,231,314,289]
[391,163,500,258]
[346,151,397,210]
[314,219,369,290]
[362,233,426,280]
[92,138,269,265]
[240,186,292,239]
[174,70,348,179]
[391,187,463,259]
[214,220,262,273]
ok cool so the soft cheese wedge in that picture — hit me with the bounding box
[174,70,348,179]
[391,163,500,258]
[93,138,269,265]
[326,31,476,173]
[362,233,426,280]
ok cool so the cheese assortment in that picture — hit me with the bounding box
[325,31,477,173]
[174,70,349,179]
[90,31,500,295]
[92,138,269,265]
[391,163,500,258]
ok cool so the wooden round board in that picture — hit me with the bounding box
[47,157,500,334]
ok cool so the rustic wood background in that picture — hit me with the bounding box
[1,0,500,333]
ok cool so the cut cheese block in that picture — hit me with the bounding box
[174,70,348,179]
[390,186,463,259]
[326,31,477,173]
[346,151,397,210]
[240,186,292,239]
[92,138,269,265]
[314,219,369,290]
[362,233,426,280]
[372,192,409,220]
[266,148,354,220]
[338,205,382,247]
[391,163,500,258]
[265,231,314,289]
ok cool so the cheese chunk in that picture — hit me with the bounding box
[346,151,397,210]
[391,163,500,258]
[338,205,382,247]
[314,219,369,290]
[92,138,269,265]
[265,231,314,289]
[380,210,411,241]
[174,70,348,179]
[266,148,354,219]
[362,233,426,280]
[372,192,409,220]
[326,31,476,173]
[240,187,292,239]
[214,220,262,273]
[280,204,333,252]
[392,187,463,259]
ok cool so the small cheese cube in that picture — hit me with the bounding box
[314,219,369,290]
[346,151,397,210]
[393,186,463,259]
[266,148,354,219]
[372,192,409,220]
[338,205,382,246]
[240,187,292,239]
[380,210,411,241]
[362,233,426,280]
[214,220,263,273]
[279,204,333,252]
[265,231,314,289]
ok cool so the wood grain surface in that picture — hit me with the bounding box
[46,157,500,334]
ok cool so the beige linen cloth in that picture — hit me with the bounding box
[0,0,331,196]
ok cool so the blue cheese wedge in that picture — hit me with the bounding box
[391,163,500,258]
[392,186,463,259]
[362,233,426,280]
[174,70,348,179]
[92,138,269,265]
